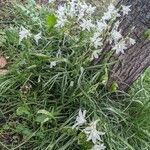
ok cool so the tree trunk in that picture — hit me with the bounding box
[99,0,150,91]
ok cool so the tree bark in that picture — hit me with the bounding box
[100,0,150,91]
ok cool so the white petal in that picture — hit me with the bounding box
[129,38,136,45]
[83,110,86,118]
[91,144,106,150]
[50,61,57,68]
[78,109,82,117]
[91,134,97,144]
[108,4,115,12]
[72,109,87,129]
[19,26,31,44]
[34,32,42,45]
[98,131,105,135]
[121,5,131,16]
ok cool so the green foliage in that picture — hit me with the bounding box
[36,114,49,124]
[109,81,118,93]
[0,1,150,150]
[36,109,57,124]
[0,30,6,47]
[145,29,150,40]
[101,67,108,85]
[46,14,57,29]
[5,28,19,44]
[16,106,30,116]
[15,124,33,137]
[78,132,93,149]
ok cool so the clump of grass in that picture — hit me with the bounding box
[0,1,149,150]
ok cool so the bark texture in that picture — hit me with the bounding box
[107,0,150,91]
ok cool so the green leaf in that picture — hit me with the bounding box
[46,14,57,29]
[36,114,50,124]
[37,109,55,119]
[16,124,32,137]
[101,67,108,85]
[31,53,50,60]
[16,106,30,116]
[27,65,37,70]
[145,29,150,40]
[109,81,118,93]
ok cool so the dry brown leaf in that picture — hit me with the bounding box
[0,56,7,69]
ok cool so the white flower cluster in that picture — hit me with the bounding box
[55,0,96,28]
[18,1,136,68]
[52,1,136,60]
[102,4,120,21]
[72,109,106,150]
[19,26,41,45]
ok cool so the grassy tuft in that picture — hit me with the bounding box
[0,1,150,150]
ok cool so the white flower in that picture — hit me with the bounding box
[102,11,112,21]
[34,32,42,45]
[57,5,66,16]
[91,144,106,150]
[80,19,95,31]
[121,5,131,16]
[90,33,103,49]
[19,26,31,44]
[91,50,101,61]
[113,40,128,54]
[102,4,119,21]
[79,2,96,15]
[129,38,136,45]
[93,38,103,49]
[75,2,96,20]
[97,21,107,32]
[77,1,96,20]
[86,4,96,15]
[55,5,68,28]
[116,12,121,18]
[84,120,105,144]
[111,30,122,43]
[72,109,87,129]
[50,61,57,68]
[67,0,78,18]
[55,17,68,28]
[108,4,115,12]
[77,10,85,20]
[79,2,88,11]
